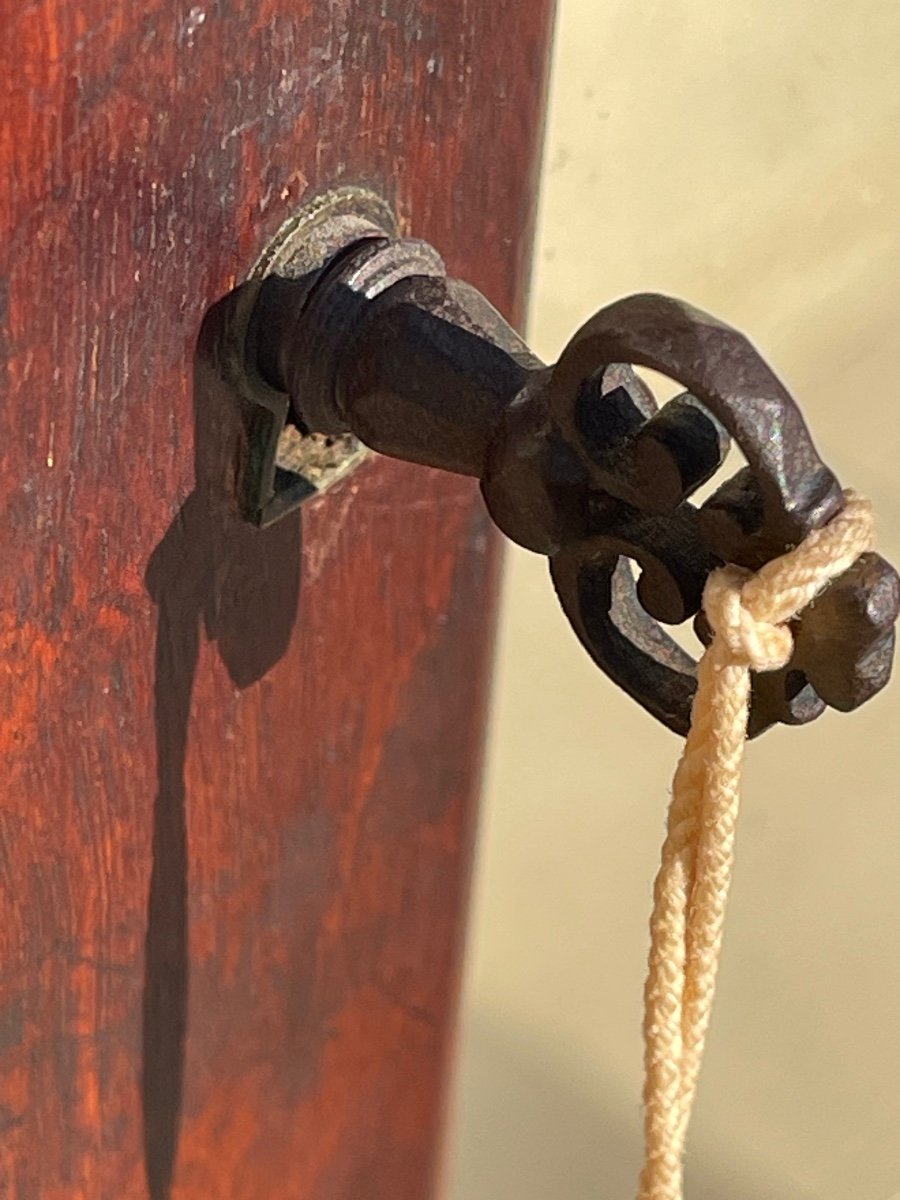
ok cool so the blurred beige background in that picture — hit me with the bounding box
[450,2,900,1197]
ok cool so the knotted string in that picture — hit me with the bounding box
[638,490,876,1200]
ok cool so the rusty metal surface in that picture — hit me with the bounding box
[236,228,898,738]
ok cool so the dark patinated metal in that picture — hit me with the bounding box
[235,200,898,737]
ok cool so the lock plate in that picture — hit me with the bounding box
[227,187,397,525]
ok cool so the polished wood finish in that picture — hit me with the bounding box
[0,1,553,1197]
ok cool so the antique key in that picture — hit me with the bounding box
[224,188,898,735]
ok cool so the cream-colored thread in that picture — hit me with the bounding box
[638,490,875,1200]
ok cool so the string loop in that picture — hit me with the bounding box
[703,565,794,672]
[638,490,876,1200]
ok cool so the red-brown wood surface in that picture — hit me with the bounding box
[0,2,554,1197]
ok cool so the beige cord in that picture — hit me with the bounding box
[638,490,876,1200]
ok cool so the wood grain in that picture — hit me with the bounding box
[0,1,554,1196]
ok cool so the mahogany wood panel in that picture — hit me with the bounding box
[0,1,554,1197]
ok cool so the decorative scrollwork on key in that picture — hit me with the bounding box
[531,294,898,735]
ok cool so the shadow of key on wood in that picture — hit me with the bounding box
[143,292,303,1200]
